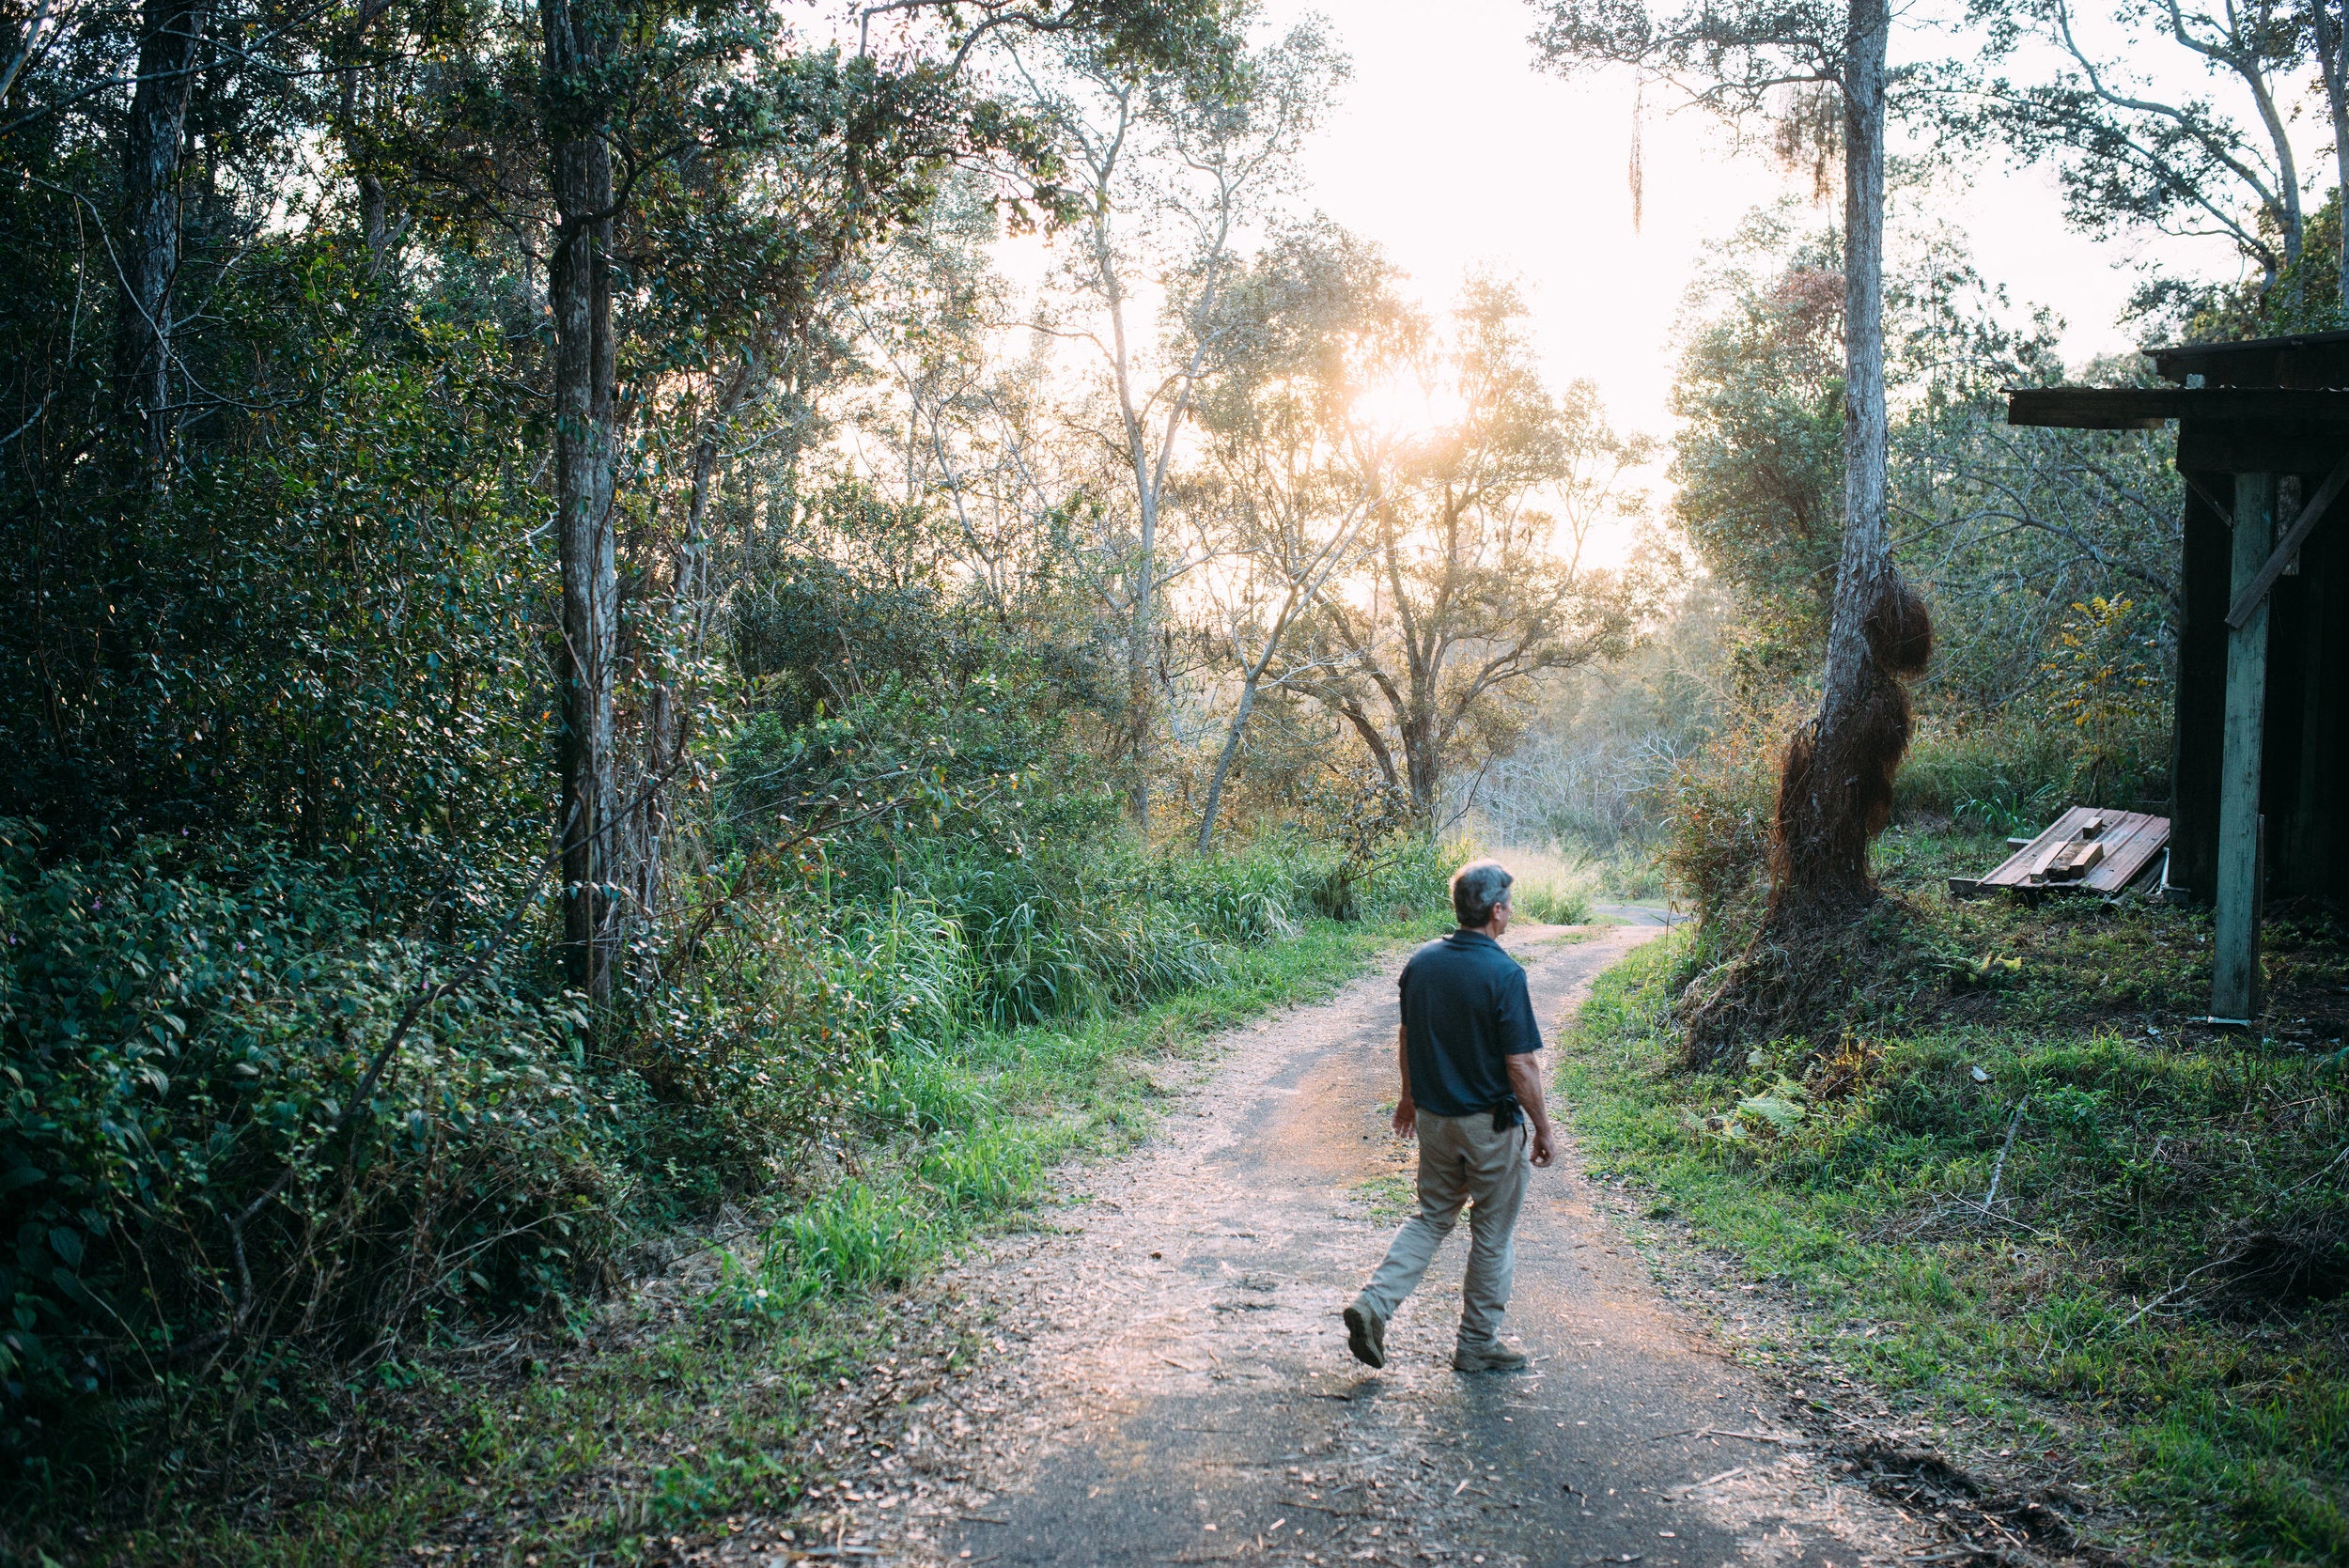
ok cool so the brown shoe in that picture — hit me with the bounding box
[1343,1302,1387,1369]
[1453,1341,1529,1373]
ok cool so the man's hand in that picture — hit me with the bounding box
[1392,1021,1416,1139]
[1507,1049,1555,1169]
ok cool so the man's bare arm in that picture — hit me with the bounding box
[1392,1021,1416,1139]
[1506,1051,1555,1168]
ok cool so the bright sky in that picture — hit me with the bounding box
[1258,0,2234,448]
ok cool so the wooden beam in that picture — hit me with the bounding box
[2007,385,2349,430]
[2214,471,2274,1022]
[2226,446,2349,629]
[2152,328,2349,389]
[2006,387,2175,429]
[2172,482,2232,901]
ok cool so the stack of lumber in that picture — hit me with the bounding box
[1949,807,2170,900]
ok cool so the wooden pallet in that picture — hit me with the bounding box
[1948,807,2170,900]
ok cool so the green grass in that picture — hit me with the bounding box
[1556,847,2349,1568]
[1515,877,1595,926]
[1502,842,1668,911]
[1352,1172,1415,1220]
[39,909,1445,1567]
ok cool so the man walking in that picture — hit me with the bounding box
[1344,859,1554,1373]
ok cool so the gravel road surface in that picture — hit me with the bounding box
[744,924,1937,1568]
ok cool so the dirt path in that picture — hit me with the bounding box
[752,924,1937,1568]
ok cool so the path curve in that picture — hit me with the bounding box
[781,924,1934,1568]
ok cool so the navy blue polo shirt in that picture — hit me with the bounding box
[1397,929,1543,1117]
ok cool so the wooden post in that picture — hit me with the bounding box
[2214,471,2274,1022]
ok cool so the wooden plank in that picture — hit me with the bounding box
[2173,483,2232,901]
[2152,329,2349,389]
[2081,812,2155,873]
[2006,387,2176,429]
[2214,472,2274,1021]
[1976,806,2096,887]
[2225,446,2349,629]
[1971,808,2171,895]
[2175,419,2349,474]
[2007,386,2349,429]
[2051,841,2106,879]
[2082,815,2170,894]
[2030,835,2075,878]
[2287,517,2341,897]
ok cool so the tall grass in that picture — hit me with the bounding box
[1514,877,1595,925]
[702,832,1455,1321]
[22,830,1458,1563]
[1895,713,2169,835]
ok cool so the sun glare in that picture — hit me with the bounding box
[1349,376,1467,440]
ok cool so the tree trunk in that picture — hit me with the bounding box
[543,0,619,1005]
[1401,708,1439,826]
[633,412,727,926]
[112,0,206,477]
[1196,671,1256,852]
[1764,0,1931,924]
[1128,490,1155,835]
[334,0,395,271]
[2318,0,2349,322]
[1336,700,1402,797]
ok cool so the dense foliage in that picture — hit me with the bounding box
[0,0,1519,1518]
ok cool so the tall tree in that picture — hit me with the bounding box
[1672,207,2182,714]
[1297,277,1639,827]
[111,0,207,478]
[1960,0,2313,326]
[1533,0,1931,921]
[1186,223,1399,848]
[537,0,621,999]
[399,0,1238,998]
[2311,0,2349,318]
[1000,15,1341,834]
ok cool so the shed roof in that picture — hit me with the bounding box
[2149,330,2349,389]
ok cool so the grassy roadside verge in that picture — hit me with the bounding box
[48,909,1444,1568]
[1552,832,2349,1568]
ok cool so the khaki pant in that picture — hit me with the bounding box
[1355,1109,1529,1349]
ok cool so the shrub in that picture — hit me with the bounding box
[1660,729,1777,923]
[1339,833,1455,924]
[0,828,617,1472]
[1147,844,1308,944]
[921,852,1229,1028]
[1894,718,2074,834]
[619,894,894,1203]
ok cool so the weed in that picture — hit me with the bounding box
[1352,1172,1416,1221]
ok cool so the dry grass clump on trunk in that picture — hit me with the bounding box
[1677,582,1937,1066]
[1766,581,1934,917]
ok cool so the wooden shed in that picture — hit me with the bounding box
[2007,330,2349,1023]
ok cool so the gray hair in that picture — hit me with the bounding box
[1451,859,1513,928]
